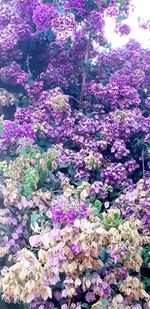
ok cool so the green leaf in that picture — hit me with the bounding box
[72,179,88,186]
[114,212,120,220]
[46,159,52,170]
[39,169,48,183]
[100,249,109,262]
[117,15,126,23]
[45,29,54,42]
[59,163,69,169]
[19,148,27,157]
[101,299,108,306]
[102,0,109,4]
[28,78,33,86]
[94,200,102,211]
[0,224,10,234]
[51,180,60,191]
[48,31,54,42]
[142,277,150,288]
[117,0,125,4]
[31,214,41,226]
[68,167,76,177]
[93,208,100,216]
[23,184,31,200]
[81,304,89,308]
[58,6,64,13]
[50,47,58,57]
[83,59,91,70]
[0,124,3,135]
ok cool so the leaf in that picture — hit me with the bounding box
[47,31,54,42]
[46,159,52,170]
[83,59,91,67]
[58,6,64,13]
[50,47,58,57]
[28,78,33,86]
[72,179,88,186]
[39,169,48,183]
[114,212,120,220]
[81,304,89,308]
[144,256,150,264]
[100,249,109,262]
[117,0,125,4]
[117,15,126,23]
[94,200,102,211]
[51,180,60,191]
[102,299,107,304]
[102,0,109,4]
[142,277,150,288]
[23,184,31,200]
[93,208,100,216]
[59,163,69,169]
[68,167,76,177]
[0,124,3,135]
[31,214,41,226]
[19,148,27,157]
[0,224,10,234]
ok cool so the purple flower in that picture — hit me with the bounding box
[85,292,96,303]
[118,24,131,36]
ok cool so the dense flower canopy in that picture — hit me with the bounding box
[0,0,150,308]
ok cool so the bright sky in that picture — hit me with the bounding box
[105,0,150,48]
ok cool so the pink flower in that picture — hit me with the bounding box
[85,291,96,303]
[29,235,41,247]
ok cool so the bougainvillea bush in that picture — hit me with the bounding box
[0,0,150,308]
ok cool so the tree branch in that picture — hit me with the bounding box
[141,148,145,177]
[80,32,91,104]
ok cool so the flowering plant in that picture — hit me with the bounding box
[0,0,150,308]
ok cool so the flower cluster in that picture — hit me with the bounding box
[1,213,148,307]
[51,13,76,43]
[118,24,131,36]
[115,177,150,236]
[32,3,58,32]
[46,195,88,226]
[0,146,60,207]
[0,119,36,155]
[0,88,17,109]
[101,163,127,188]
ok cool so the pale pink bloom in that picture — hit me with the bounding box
[29,235,41,247]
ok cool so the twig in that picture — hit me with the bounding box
[40,197,51,208]
[69,95,81,105]
[141,149,145,177]
[80,32,91,104]
[26,55,32,76]
[140,103,150,115]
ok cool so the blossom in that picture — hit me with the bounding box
[118,24,131,36]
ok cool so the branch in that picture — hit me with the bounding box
[40,197,51,208]
[141,148,145,177]
[26,54,32,77]
[80,32,91,104]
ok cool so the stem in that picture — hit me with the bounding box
[140,103,150,115]
[80,32,91,104]
[142,148,145,177]
[26,54,32,77]
[69,95,81,105]
[40,197,51,208]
